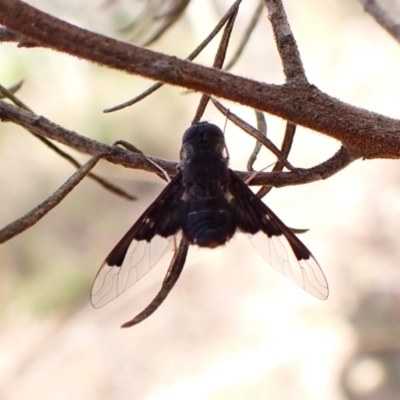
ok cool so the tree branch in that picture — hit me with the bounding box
[264,0,307,83]
[0,100,360,187]
[0,0,400,159]
[359,0,400,43]
[104,0,242,113]
[0,154,103,243]
[0,99,174,175]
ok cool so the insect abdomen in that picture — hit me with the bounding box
[183,201,235,248]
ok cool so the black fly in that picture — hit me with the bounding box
[91,122,329,327]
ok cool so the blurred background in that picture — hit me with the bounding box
[1,0,400,399]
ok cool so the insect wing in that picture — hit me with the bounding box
[228,170,329,300]
[91,236,177,308]
[121,238,189,328]
[91,173,186,308]
[249,232,328,299]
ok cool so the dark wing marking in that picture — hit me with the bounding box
[106,172,185,266]
[91,172,186,308]
[228,170,329,300]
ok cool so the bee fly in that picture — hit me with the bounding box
[92,122,328,327]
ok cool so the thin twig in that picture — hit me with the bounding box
[264,0,307,83]
[120,0,190,46]
[225,0,264,71]
[192,2,240,122]
[274,121,296,171]
[121,238,189,328]
[104,83,163,113]
[358,0,400,43]
[247,111,267,171]
[104,0,242,113]
[256,121,296,198]
[0,84,136,201]
[0,80,23,98]
[114,140,171,182]
[1,0,400,157]
[211,97,296,170]
[262,0,304,196]
[0,154,104,243]
[142,0,191,46]
[0,100,361,187]
[0,98,177,175]
[253,146,361,187]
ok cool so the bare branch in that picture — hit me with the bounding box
[121,238,189,328]
[247,111,267,172]
[211,2,240,69]
[275,122,296,171]
[141,0,191,46]
[0,84,135,201]
[0,26,17,41]
[359,0,400,43]
[114,140,171,182]
[0,99,360,187]
[225,0,264,71]
[256,122,296,198]
[0,26,38,47]
[118,0,190,46]
[104,82,163,113]
[0,99,177,176]
[257,146,361,187]
[0,80,23,97]
[0,154,103,243]
[192,2,240,122]
[212,97,296,170]
[259,0,305,198]
[1,1,399,157]
[104,0,242,113]
[264,0,307,83]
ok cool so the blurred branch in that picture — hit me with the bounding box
[104,0,242,113]
[224,0,264,71]
[0,99,174,176]
[358,0,400,43]
[0,84,136,201]
[141,0,191,46]
[0,155,103,243]
[0,26,17,41]
[0,80,23,97]
[118,0,190,46]
[0,26,37,47]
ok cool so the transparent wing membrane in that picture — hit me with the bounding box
[91,235,175,308]
[250,232,328,300]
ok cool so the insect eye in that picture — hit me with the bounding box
[182,125,199,144]
[182,122,224,144]
[203,123,224,138]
